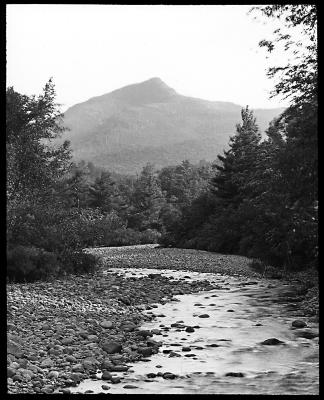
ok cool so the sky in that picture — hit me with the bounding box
[6,4,296,111]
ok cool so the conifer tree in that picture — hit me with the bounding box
[211,106,261,207]
[88,171,116,212]
[130,163,166,230]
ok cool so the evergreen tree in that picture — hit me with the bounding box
[88,171,116,212]
[211,106,261,206]
[129,163,166,230]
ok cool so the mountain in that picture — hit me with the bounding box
[60,77,285,174]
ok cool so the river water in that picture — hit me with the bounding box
[67,267,319,395]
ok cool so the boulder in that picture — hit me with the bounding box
[101,341,122,354]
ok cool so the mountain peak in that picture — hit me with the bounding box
[110,77,177,105]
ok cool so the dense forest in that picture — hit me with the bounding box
[7,5,317,282]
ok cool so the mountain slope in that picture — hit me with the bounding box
[60,77,284,173]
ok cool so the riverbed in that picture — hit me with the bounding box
[67,267,319,395]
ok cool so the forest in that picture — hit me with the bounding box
[7,5,317,282]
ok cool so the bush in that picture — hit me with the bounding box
[58,250,98,275]
[7,245,59,282]
[140,229,161,244]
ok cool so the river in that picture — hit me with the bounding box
[65,267,319,395]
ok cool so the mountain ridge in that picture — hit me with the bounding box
[60,78,285,174]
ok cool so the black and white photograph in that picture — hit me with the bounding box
[6,4,318,395]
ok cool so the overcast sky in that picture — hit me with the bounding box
[7,4,295,111]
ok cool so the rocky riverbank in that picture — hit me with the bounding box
[7,264,219,393]
[7,245,318,394]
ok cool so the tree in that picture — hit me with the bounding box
[61,162,91,209]
[6,79,71,204]
[88,171,116,212]
[211,106,261,206]
[129,163,166,230]
[252,5,317,105]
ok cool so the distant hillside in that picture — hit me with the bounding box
[60,77,285,174]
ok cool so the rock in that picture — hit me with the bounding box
[225,372,245,377]
[71,363,84,372]
[185,327,195,333]
[12,374,22,382]
[121,323,136,332]
[101,371,113,380]
[147,373,157,378]
[227,309,234,312]
[101,341,122,354]
[110,365,129,372]
[137,330,153,338]
[7,367,15,378]
[40,358,54,368]
[292,320,307,329]
[169,351,181,357]
[146,338,161,347]
[100,320,114,329]
[61,338,74,345]
[63,347,74,354]
[87,335,99,342]
[70,372,82,382]
[198,314,210,318]
[111,376,122,384]
[7,341,23,358]
[123,384,138,389]
[101,359,114,370]
[85,390,94,393]
[42,385,54,394]
[66,355,77,363]
[138,347,153,357]
[60,389,71,394]
[83,357,99,370]
[182,347,191,352]
[261,338,285,346]
[48,371,59,379]
[163,372,177,379]
[101,385,110,390]
[295,330,318,339]
[151,329,162,335]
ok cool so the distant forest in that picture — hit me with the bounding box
[7,5,317,282]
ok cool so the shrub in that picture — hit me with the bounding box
[140,229,161,244]
[7,245,59,282]
[58,250,98,275]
